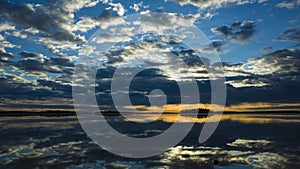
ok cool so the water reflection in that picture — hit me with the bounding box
[0,114,299,168]
[120,112,300,124]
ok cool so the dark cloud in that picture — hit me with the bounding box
[76,48,300,106]
[37,79,72,95]
[2,48,300,107]
[73,7,126,33]
[0,50,13,62]
[225,48,300,104]
[212,21,256,43]
[16,59,48,72]
[261,47,273,52]
[0,1,56,31]
[202,40,226,53]
[0,75,64,100]
[7,52,75,75]
[50,57,74,67]
[14,59,65,74]
[228,49,300,79]
[0,1,83,42]
[19,51,42,58]
[277,28,300,41]
[256,49,300,74]
[0,56,74,101]
[182,55,211,67]
[211,41,226,51]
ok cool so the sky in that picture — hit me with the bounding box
[0,0,300,112]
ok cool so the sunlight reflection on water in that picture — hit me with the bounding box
[0,114,299,168]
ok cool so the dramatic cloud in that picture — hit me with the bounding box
[0,75,48,99]
[0,50,75,80]
[241,49,300,75]
[1,47,300,109]
[0,1,83,42]
[211,21,256,43]
[0,0,299,111]
[225,48,300,88]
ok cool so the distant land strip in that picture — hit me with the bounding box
[0,109,299,117]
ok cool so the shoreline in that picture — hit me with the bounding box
[0,110,299,117]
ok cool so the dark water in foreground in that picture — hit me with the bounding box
[0,114,299,169]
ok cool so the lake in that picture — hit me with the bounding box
[0,113,299,169]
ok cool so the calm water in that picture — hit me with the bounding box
[0,114,299,169]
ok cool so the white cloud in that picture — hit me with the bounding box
[0,41,20,51]
[131,2,143,12]
[133,12,200,34]
[225,48,300,88]
[73,15,125,32]
[92,32,133,44]
[38,36,84,55]
[108,2,126,16]
[23,27,40,35]
[11,30,28,39]
[162,145,287,169]
[60,0,102,12]
[130,1,149,12]
[227,139,273,148]
[169,0,267,19]
[277,0,300,9]
[0,22,15,32]
[226,79,269,88]
[241,49,300,75]
[72,17,98,33]
[172,0,265,9]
